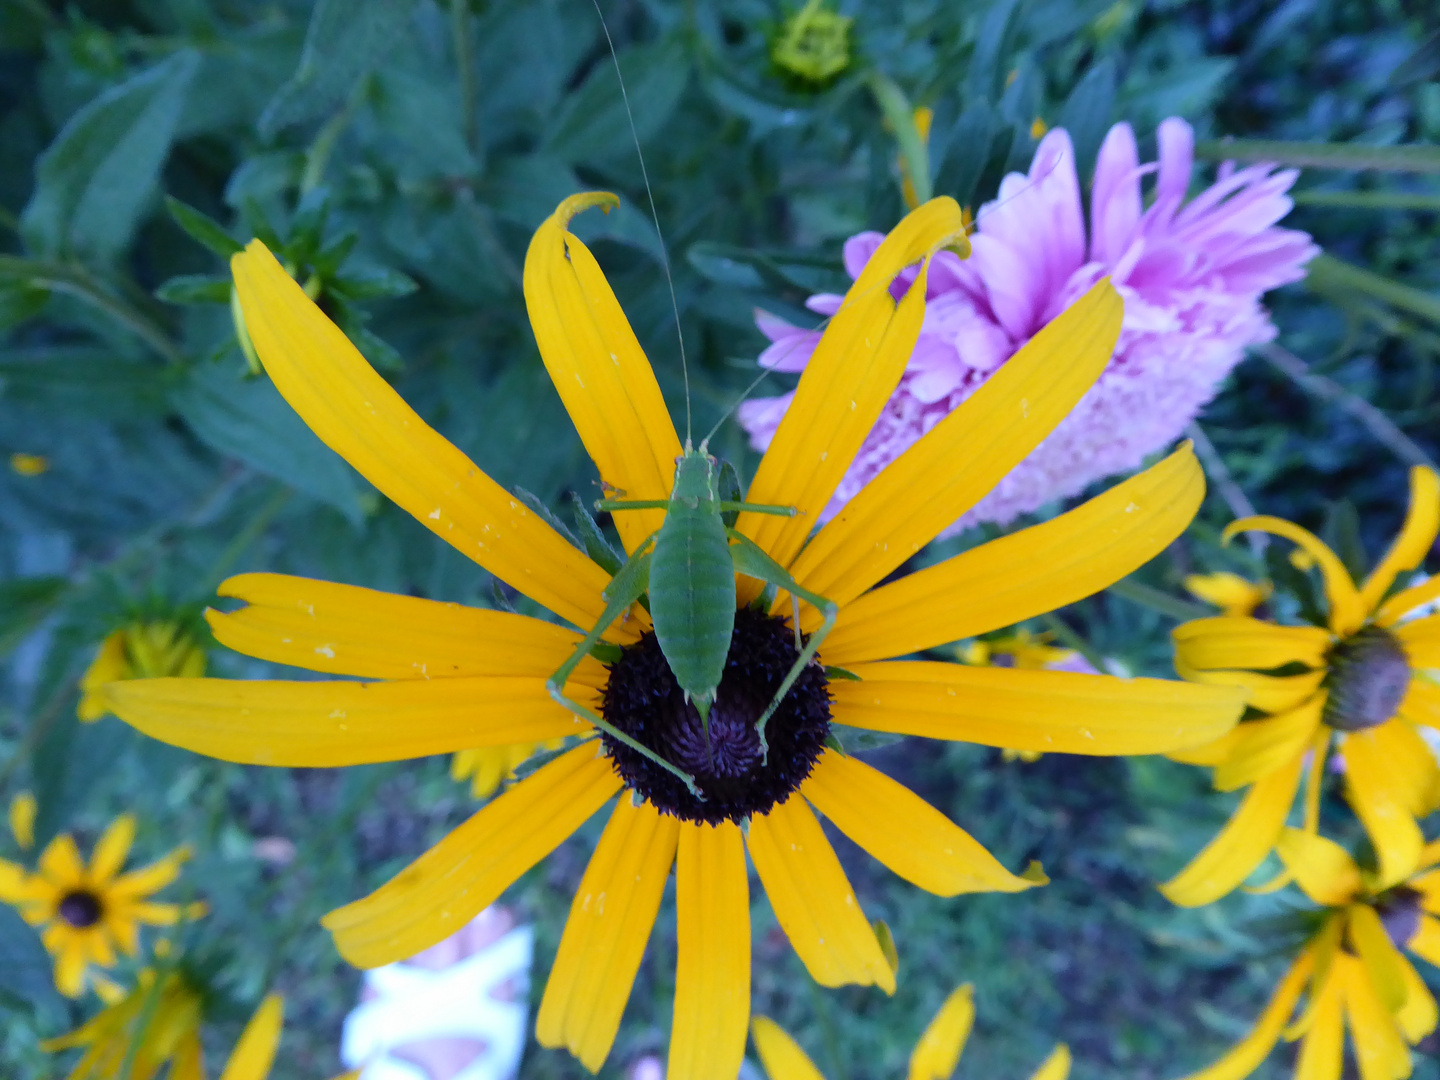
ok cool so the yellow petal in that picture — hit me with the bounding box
[1377,575,1440,627]
[111,847,189,902]
[523,193,683,554]
[87,814,136,885]
[536,796,679,1072]
[1369,719,1440,816]
[54,937,87,997]
[78,631,130,722]
[1167,726,1248,767]
[218,995,283,1080]
[1409,915,1440,966]
[751,1017,829,1080]
[1339,951,1412,1080]
[1027,1045,1072,1080]
[1222,517,1365,635]
[322,744,620,968]
[830,661,1243,756]
[818,443,1201,659]
[907,984,973,1080]
[1159,753,1304,907]
[1171,660,1325,715]
[1211,698,1322,792]
[736,198,969,581]
[1359,467,1440,613]
[38,834,85,888]
[1276,828,1362,906]
[1395,948,1438,1043]
[1395,615,1440,670]
[0,859,26,902]
[208,573,606,683]
[1184,572,1270,618]
[1172,617,1332,671]
[231,239,613,632]
[1399,677,1440,729]
[789,279,1124,611]
[800,749,1039,895]
[1347,904,1408,1015]
[106,676,589,766]
[1293,963,1344,1080]
[9,793,36,851]
[1342,729,1426,888]
[669,821,750,1080]
[1172,949,1311,1080]
[1303,727,1332,833]
[747,796,895,993]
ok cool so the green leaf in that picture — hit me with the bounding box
[172,361,365,522]
[544,39,690,164]
[21,50,200,262]
[32,714,131,850]
[0,907,64,1016]
[1057,57,1117,176]
[1292,190,1440,211]
[571,493,623,576]
[327,267,419,302]
[165,196,244,257]
[1194,139,1440,173]
[259,0,421,136]
[0,280,49,331]
[1305,253,1440,326]
[0,577,68,659]
[155,274,232,305]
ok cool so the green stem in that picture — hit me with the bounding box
[195,485,292,597]
[1194,139,1440,174]
[1105,578,1210,623]
[1039,612,1110,674]
[1304,253,1440,327]
[1185,422,1266,556]
[1294,190,1440,212]
[301,80,367,194]
[451,0,479,157]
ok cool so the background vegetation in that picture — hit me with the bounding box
[2,0,1439,1077]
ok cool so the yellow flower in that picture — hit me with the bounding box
[10,791,38,850]
[1176,829,1440,1080]
[44,976,283,1080]
[11,451,50,475]
[1183,571,1271,618]
[771,0,853,84]
[105,193,1240,1080]
[959,629,1076,671]
[79,622,207,722]
[1030,117,1049,139]
[450,739,563,799]
[753,984,1071,1080]
[0,814,201,997]
[1163,467,1440,906]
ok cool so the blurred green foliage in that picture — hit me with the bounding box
[2,0,1439,1078]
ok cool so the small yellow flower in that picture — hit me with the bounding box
[1164,467,1440,906]
[753,984,1071,1080]
[11,452,49,476]
[1030,117,1049,139]
[1183,571,1271,618]
[771,0,853,84]
[10,791,38,850]
[1175,829,1440,1080]
[0,814,202,997]
[450,739,564,799]
[79,622,207,722]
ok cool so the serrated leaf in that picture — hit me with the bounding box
[155,274,232,305]
[21,50,200,262]
[172,361,365,522]
[165,196,244,257]
[544,39,689,164]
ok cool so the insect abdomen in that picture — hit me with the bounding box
[649,496,736,704]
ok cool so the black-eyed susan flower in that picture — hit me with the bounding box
[450,739,563,800]
[1176,828,1440,1080]
[78,621,208,722]
[1184,572,1271,619]
[105,193,1241,1080]
[1163,467,1440,906]
[753,984,1071,1080]
[0,813,201,997]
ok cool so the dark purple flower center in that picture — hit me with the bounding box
[58,890,103,928]
[1322,627,1410,731]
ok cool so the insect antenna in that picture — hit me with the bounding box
[591,0,693,444]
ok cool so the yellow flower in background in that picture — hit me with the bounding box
[753,984,1071,1080]
[1163,467,1440,907]
[10,791,38,850]
[78,622,207,722]
[11,451,49,476]
[959,630,1077,671]
[0,814,202,997]
[899,107,935,211]
[771,0,852,84]
[450,739,563,800]
[105,193,1240,1080]
[1176,829,1440,1080]
[1030,117,1049,139]
[1183,571,1271,618]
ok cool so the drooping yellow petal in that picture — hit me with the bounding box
[1167,726,1248,767]
[1359,467,1440,613]
[1347,904,1408,1014]
[830,662,1243,756]
[1292,963,1344,1080]
[207,573,606,683]
[78,631,129,722]
[231,240,614,632]
[737,198,968,580]
[1371,719,1440,816]
[1276,828,1362,906]
[789,279,1124,611]
[1159,754,1304,907]
[751,1017,829,1080]
[536,797,679,1072]
[669,821,750,1080]
[1340,951,1412,1080]
[1027,1045,1072,1080]
[1173,950,1311,1080]
[218,995,283,1080]
[1222,517,1365,634]
[747,796,895,993]
[1377,575,1440,627]
[1172,661,1325,715]
[1341,729,1426,888]
[1393,948,1438,1043]
[86,814,136,885]
[1184,572,1270,618]
[1395,615,1440,669]
[907,984,974,1080]
[817,444,1200,658]
[1211,698,1322,792]
[106,676,590,766]
[523,194,683,555]
[800,749,1039,895]
[1172,617,1331,671]
[323,744,620,968]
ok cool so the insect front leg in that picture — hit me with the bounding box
[546,543,704,800]
[725,530,840,765]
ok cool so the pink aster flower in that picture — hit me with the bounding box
[738,117,1319,531]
